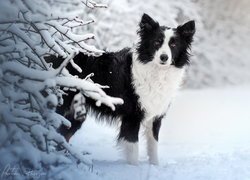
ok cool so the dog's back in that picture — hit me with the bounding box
[46,47,138,123]
[71,48,140,121]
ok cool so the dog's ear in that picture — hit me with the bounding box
[139,13,159,32]
[177,20,195,42]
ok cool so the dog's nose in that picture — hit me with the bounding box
[160,54,168,62]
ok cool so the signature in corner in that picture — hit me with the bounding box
[1,164,46,179]
[1,164,20,177]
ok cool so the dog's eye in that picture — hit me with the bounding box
[169,38,176,47]
[170,43,176,47]
[154,40,162,47]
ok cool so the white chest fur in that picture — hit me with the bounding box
[132,59,185,121]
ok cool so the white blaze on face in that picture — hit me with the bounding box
[71,93,86,120]
[153,29,174,66]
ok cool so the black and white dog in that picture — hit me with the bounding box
[55,13,195,165]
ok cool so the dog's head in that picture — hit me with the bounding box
[136,13,195,68]
[70,93,87,121]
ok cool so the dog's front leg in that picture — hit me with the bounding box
[145,115,163,165]
[118,139,139,165]
[118,115,141,165]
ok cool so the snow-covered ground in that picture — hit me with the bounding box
[70,86,250,180]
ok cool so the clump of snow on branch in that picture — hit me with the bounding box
[0,0,122,179]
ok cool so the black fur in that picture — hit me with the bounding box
[46,49,144,142]
[58,112,85,142]
[152,115,164,141]
[71,49,144,142]
[137,14,165,64]
[171,21,195,67]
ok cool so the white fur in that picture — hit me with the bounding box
[153,29,174,66]
[71,93,86,120]
[145,119,159,164]
[132,56,185,121]
[118,140,139,165]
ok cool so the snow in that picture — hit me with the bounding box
[69,86,250,180]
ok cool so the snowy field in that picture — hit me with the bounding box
[69,86,250,180]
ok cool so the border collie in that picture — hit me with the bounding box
[54,13,195,165]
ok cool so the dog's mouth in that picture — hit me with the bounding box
[74,113,86,121]
[159,59,173,66]
[159,61,170,66]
